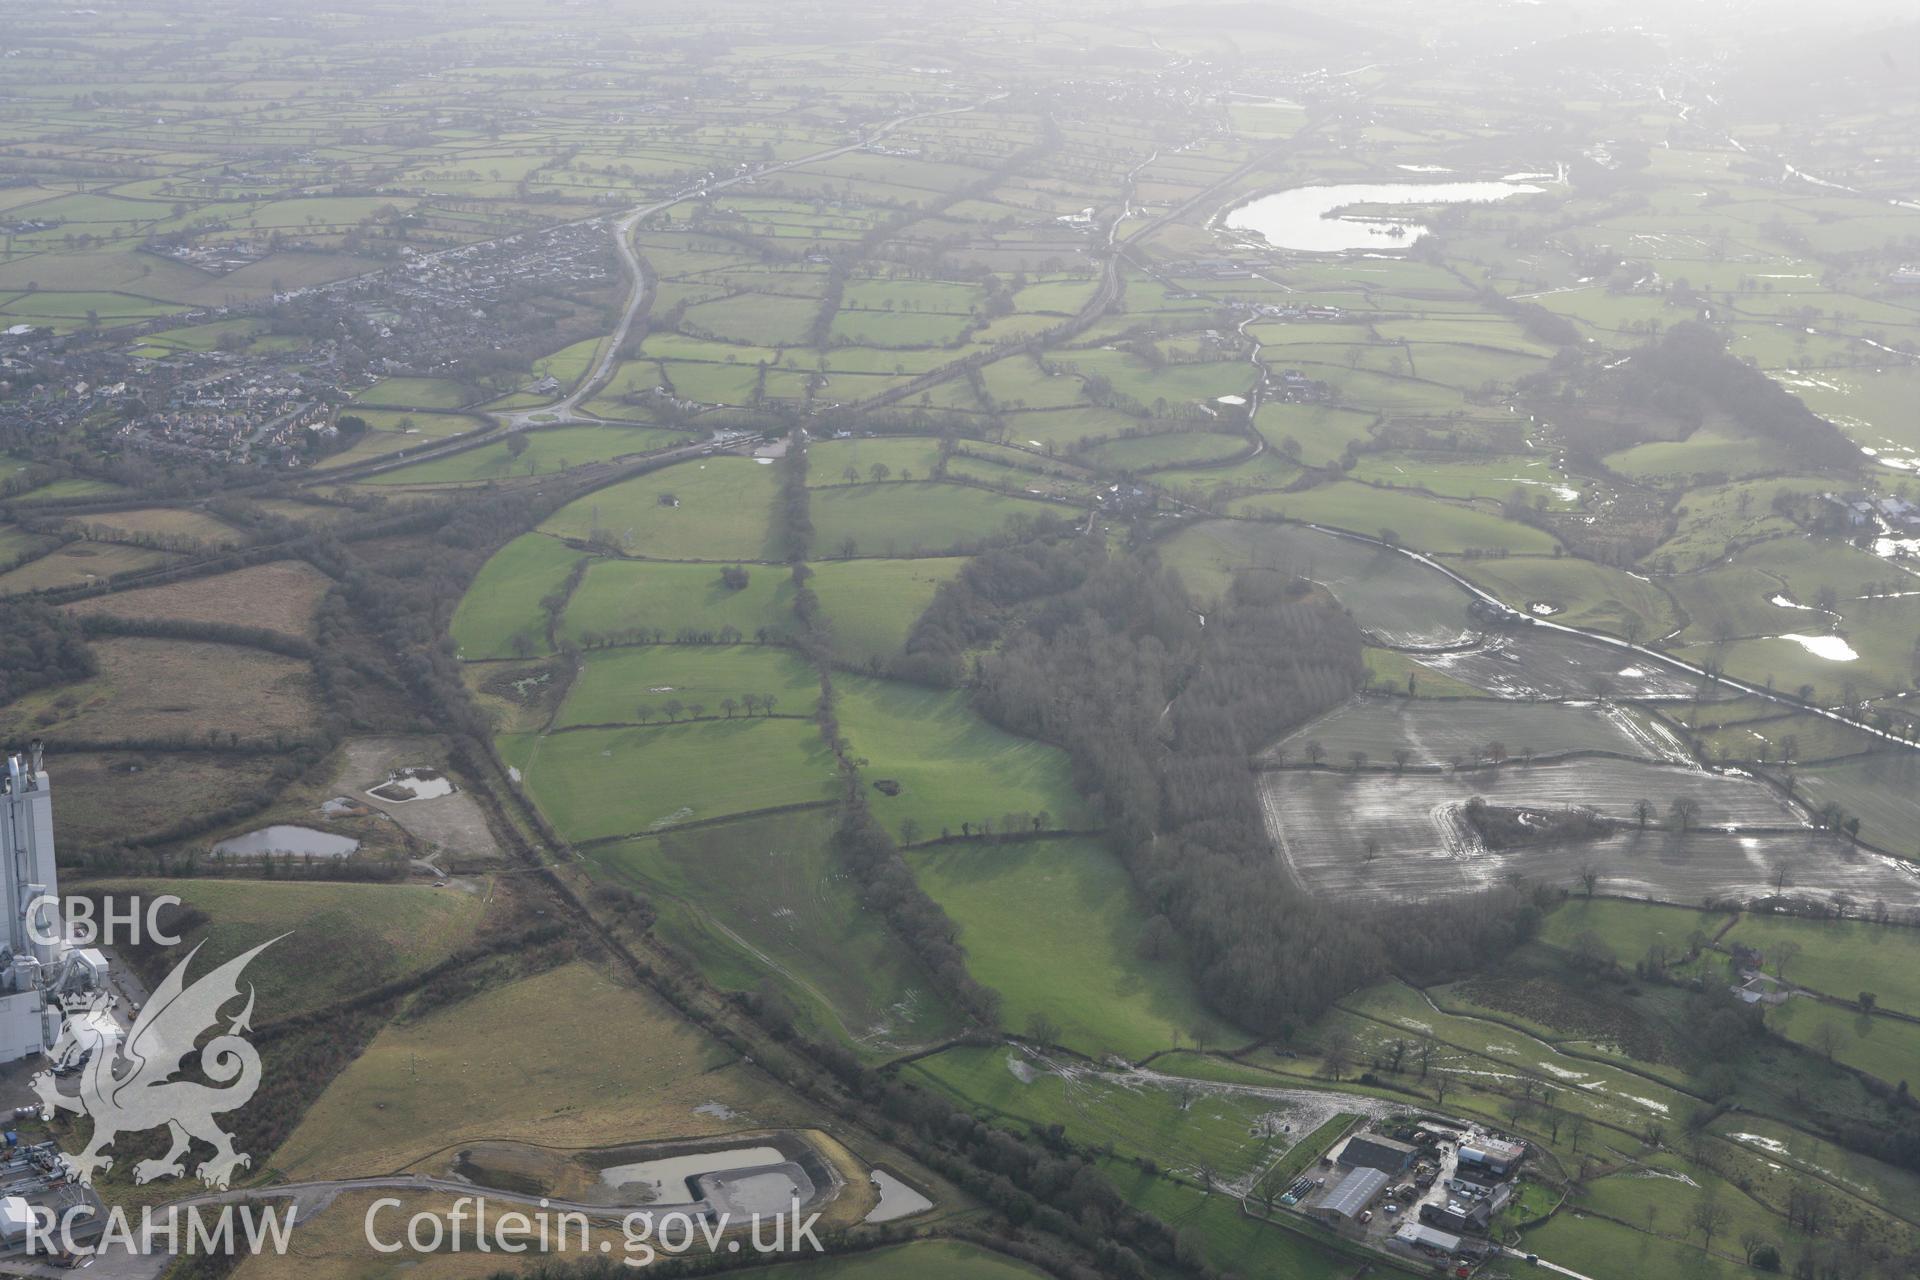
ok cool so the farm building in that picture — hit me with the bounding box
[1338,1133,1419,1174]
[1391,1221,1464,1260]
[1421,1199,1491,1235]
[1456,1137,1526,1176]
[1307,1166,1389,1225]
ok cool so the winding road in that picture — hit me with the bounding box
[496,95,1007,430]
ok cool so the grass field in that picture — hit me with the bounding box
[833,675,1086,841]
[450,533,585,659]
[908,1044,1328,1193]
[351,376,475,409]
[539,458,781,560]
[1273,698,1679,768]
[1766,996,1920,1087]
[556,645,818,729]
[810,483,1073,558]
[1458,556,1681,640]
[560,558,797,648]
[1160,519,1475,647]
[1230,482,1561,555]
[907,838,1232,1057]
[808,437,947,484]
[1099,1160,1351,1280]
[84,877,484,1022]
[806,558,964,664]
[501,716,837,841]
[1540,898,1732,963]
[1721,912,1920,1016]
[592,809,961,1050]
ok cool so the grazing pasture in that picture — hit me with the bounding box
[539,458,781,560]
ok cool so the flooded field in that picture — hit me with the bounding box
[1252,758,1920,907]
[1422,630,1726,701]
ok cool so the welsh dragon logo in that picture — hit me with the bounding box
[31,937,281,1189]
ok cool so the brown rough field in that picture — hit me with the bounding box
[0,637,320,742]
[62,559,333,638]
[268,962,829,1180]
[63,507,247,548]
[0,542,181,595]
[38,749,291,847]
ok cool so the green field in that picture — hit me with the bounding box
[1230,482,1561,556]
[1458,556,1681,639]
[592,809,960,1048]
[810,482,1074,557]
[909,1043,1305,1187]
[450,533,585,659]
[807,557,965,663]
[1540,898,1732,962]
[808,437,947,484]
[539,457,781,559]
[560,558,798,647]
[908,837,1231,1057]
[501,716,837,841]
[834,674,1086,841]
[556,644,818,729]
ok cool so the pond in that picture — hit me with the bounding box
[864,1170,933,1223]
[1222,179,1545,253]
[212,825,360,858]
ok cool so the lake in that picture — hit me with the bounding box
[1222,179,1545,253]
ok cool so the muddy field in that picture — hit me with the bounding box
[1255,759,1920,908]
[1268,698,1689,768]
[1420,629,1731,701]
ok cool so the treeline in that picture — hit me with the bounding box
[1610,321,1861,472]
[804,542,994,1019]
[896,536,1103,683]
[972,559,1386,1038]
[914,538,1547,1039]
[775,430,812,563]
[0,599,96,710]
[830,784,1001,1024]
